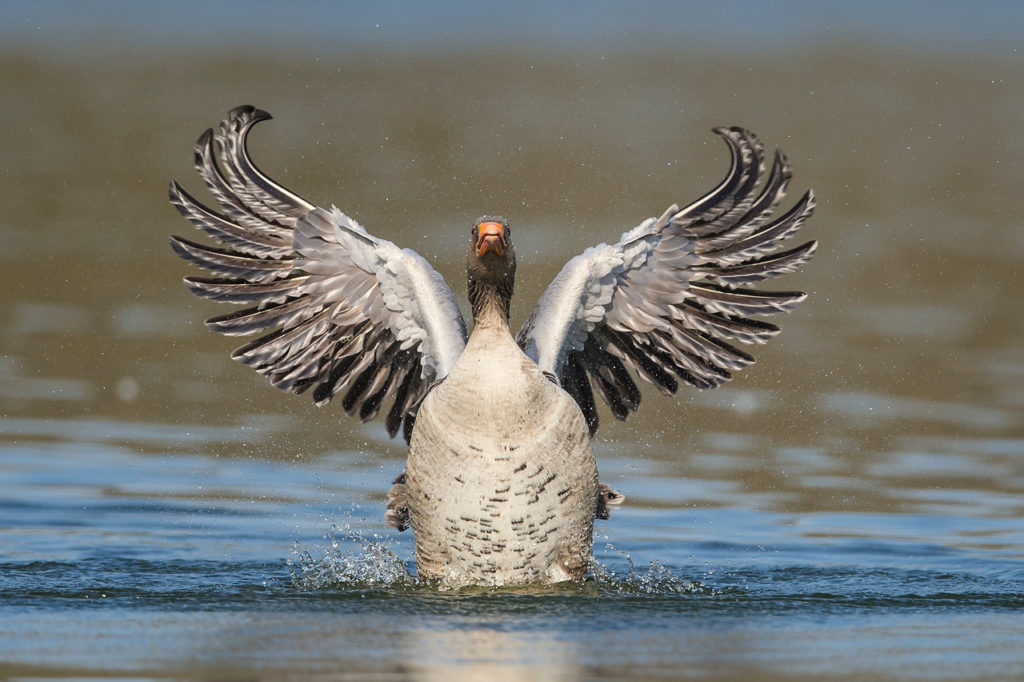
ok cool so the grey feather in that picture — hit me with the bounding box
[169,180,290,257]
[170,106,467,441]
[169,235,294,282]
[518,127,816,428]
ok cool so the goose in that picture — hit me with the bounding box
[169,106,816,586]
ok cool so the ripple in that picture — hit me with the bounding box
[821,391,1015,430]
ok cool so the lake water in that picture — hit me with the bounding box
[2,3,1023,680]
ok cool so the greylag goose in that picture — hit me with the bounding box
[170,106,816,586]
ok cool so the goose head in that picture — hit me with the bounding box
[466,216,516,324]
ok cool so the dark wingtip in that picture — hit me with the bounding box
[402,412,416,444]
[194,127,214,150]
[227,104,254,119]
[712,126,763,150]
[227,104,273,124]
[168,234,188,258]
[167,181,194,220]
[712,125,743,137]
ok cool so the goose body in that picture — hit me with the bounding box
[170,106,816,586]
[406,318,598,584]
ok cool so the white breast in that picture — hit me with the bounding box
[405,323,600,586]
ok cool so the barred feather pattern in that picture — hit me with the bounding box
[169,106,467,440]
[517,126,817,434]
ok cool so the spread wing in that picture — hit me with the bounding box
[169,106,467,441]
[517,127,816,434]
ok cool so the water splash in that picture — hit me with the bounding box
[289,529,711,596]
[592,544,714,596]
[288,523,415,590]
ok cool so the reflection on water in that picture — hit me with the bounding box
[2,21,1024,680]
[402,628,583,682]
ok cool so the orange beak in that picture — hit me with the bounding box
[475,221,506,257]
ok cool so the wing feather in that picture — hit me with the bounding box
[169,235,293,282]
[170,181,290,256]
[518,127,815,432]
[169,107,467,440]
[214,106,315,226]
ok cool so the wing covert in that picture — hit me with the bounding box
[517,127,816,434]
[169,106,467,440]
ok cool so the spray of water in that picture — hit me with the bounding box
[288,523,415,590]
[289,528,711,595]
[592,544,712,595]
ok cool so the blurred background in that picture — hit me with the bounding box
[3,0,1020,509]
[2,1,1023,678]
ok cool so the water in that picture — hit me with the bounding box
[4,436,1022,679]
[3,3,1024,679]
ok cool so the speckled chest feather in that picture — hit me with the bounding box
[405,323,599,586]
